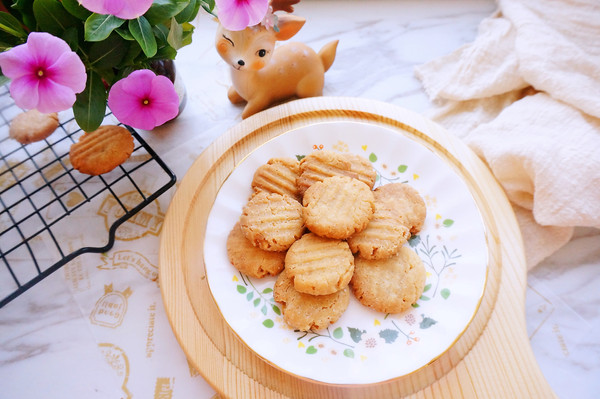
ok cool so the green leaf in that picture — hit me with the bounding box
[85,14,125,42]
[296,155,305,161]
[199,0,216,15]
[61,27,79,51]
[411,303,420,308]
[153,24,170,45]
[88,34,128,81]
[443,219,454,228]
[261,304,267,315]
[0,75,10,86]
[306,346,317,354]
[73,71,107,132]
[61,0,93,20]
[262,288,273,294]
[262,319,274,328]
[167,17,183,50]
[419,314,437,329]
[129,16,157,58]
[246,291,253,301]
[272,305,281,315]
[369,153,377,162]
[423,283,431,292]
[397,164,408,173]
[176,0,201,24]
[236,285,247,294]
[343,348,354,358]
[13,0,36,31]
[441,288,451,300]
[408,235,421,248]
[333,327,343,339]
[33,0,79,36]
[0,11,28,38]
[253,298,261,307]
[420,295,430,301]
[116,27,135,41]
[145,0,190,25]
[378,328,399,344]
[348,327,366,343]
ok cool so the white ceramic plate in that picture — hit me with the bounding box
[203,121,488,385]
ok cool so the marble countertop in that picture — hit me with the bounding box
[1,1,599,398]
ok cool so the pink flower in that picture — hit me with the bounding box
[216,0,270,31]
[0,32,86,113]
[108,69,179,130]
[78,0,153,20]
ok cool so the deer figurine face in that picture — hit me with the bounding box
[215,15,338,119]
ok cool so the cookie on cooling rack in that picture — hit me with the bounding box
[9,109,59,145]
[351,246,426,314]
[284,232,354,295]
[251,157,301,202]
[303,175,374,239]
[273,268,350,331]
[296,150,376,195]
[69,125,134,176]
[240,191,304,252]
[374,182,427,235]
[226,222,285,278]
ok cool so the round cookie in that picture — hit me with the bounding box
[240,191,304,251]
[284,232,354,295]
[251,157,301,202]
[9,109,59,144]
[374,183,427,234]
[347,197,410,260]
[70,125,134,175]
[226,222,285,278]
[351,246,426,314]
[303,175,374,239]
[297,150,376,195]
[273,268,350,331]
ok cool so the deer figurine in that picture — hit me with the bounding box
[215,14,338,119]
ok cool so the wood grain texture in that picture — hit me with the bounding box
[159,97,556,398]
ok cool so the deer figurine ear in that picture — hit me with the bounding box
[274,15,306,41]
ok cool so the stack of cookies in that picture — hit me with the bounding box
[226,150,427,332]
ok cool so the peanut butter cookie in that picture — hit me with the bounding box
[351,246,426,314]
[9,109,59,144]
[284,232,354,295]
[374,183,427,235]
[303,175,374,239]
[251,157,301,202]
[296,150,376,195]
[347,196,410,260]
[227,222,285,278]
[240,191,304,251]
[70,125,134,175]
[273,268,350,331]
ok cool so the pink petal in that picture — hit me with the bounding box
[47,51,87,93]
[146,75,179,125]
[27,32,71,67]
[115,0,153,19]
[119,69,155,96]
[36,79,77,113]
[244,0,269,26]
[9,75,40,110]
[0,44,37,79]
[78,0,152,19]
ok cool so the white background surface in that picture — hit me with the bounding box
[1,1,598,398]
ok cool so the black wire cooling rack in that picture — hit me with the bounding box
[0,85,176,308]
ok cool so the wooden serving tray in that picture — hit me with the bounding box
[159,97,556,398]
